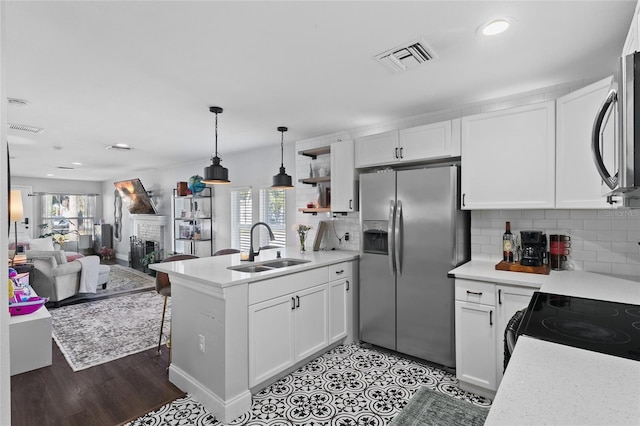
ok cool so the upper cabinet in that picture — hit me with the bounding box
[298,141,358,214]
[331,140,357,213]
[355,119,461,168]
[556,77,613,209]
[460,101,556,210]
[622,1,640,56]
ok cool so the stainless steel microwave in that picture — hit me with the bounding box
[592,51,640,207]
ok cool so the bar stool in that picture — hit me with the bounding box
[155,254,198,359]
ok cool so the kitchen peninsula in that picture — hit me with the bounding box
[151,248,359,423]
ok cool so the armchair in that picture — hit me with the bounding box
[26,250,110,305]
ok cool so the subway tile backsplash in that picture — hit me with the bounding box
[472,209,640,277]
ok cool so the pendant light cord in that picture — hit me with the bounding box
[280,129,284,167]
[214,111,219,158]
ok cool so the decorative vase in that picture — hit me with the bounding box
[299,232,307,253]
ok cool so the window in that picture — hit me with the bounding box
[259,188,286,248]
[230,187,253,252]
[39,193,97,243]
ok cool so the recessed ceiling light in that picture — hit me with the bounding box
[46,173,54,177]
[72,162,83,166]
[115,143,129,148]
[480,19,510,36]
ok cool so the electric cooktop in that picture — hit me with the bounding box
[517,292,640,362]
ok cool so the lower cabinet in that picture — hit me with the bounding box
[455,282,497,396]
[329,261,352,343]
[454,278,539,398]
[249,283,328,387]
[495,285,537,383]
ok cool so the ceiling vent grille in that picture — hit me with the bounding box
[56,166,74,170]
[375,39,437,73]
[9,123,44,134]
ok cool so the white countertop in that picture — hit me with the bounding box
[486,336,640,426]
[151,248,359,288]
[449,261,640,426]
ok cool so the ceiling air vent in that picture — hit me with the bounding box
[9,123,44,134]
[375,38,437,73]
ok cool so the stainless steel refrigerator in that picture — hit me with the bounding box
[359,164,469,367]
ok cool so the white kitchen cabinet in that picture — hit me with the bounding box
[399,119,460,162]
[455,300,496,396]
[455,278,540,398]
[248,282,328,387]
[460,101,556,210]
[294,284,329,360]
[248,294,296,386]
[355,130,399,168]
[355,120,459,168]
[328,262,352,343]
[454,279,497,397]
[331,139,357,212]
[556,77,613,209]
[622,3,639,56]
[495,284,537,384]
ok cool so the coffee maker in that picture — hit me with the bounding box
[520,230,546,266]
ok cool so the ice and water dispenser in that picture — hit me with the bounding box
[362,221,389,255]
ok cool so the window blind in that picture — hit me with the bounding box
[259,188,286,248]
[230,187,252,252]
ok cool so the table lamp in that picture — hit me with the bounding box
[9,190,24,264]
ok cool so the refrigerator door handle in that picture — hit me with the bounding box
[395,200,403,275]
[388,200,396,275]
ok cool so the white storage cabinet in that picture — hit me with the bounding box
[460,101,556,210]
[331,140,357,212]
[556,77,613,209]
[355,119,460,168]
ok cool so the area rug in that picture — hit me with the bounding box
[51,291,171,371]
[54,264,156,307]
[389,386,489,426]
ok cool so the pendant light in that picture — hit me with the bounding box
[272,126,294,189]
[203,106,230,184]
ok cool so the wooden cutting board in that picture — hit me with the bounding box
[495,261,550,275]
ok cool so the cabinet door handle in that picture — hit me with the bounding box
[395,147,399,159]
[466,290,482,296]
[335,269,344,275]
[346,280,350,291]
[489,310,493,326]
[349,199,353,210]
[291,297,296,310]
[296,295,300,308]
[498,289,502,305]
[462,193,466,207]
[399,147,404,158]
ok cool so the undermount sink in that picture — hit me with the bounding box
[262,258,311,268]
[227,258,311,273]
[227,264,275,273]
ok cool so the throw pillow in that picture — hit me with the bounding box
[28,237,55,251]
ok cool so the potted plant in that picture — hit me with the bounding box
[141,249,163,277]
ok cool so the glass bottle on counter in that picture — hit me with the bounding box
[503,221,514,262]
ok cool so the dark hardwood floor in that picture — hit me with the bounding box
[11,340,184,426]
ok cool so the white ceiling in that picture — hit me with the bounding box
[5,1,636,181]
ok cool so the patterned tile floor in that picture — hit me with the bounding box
[127,344,492,425]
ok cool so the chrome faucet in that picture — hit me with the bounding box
[248,222,275,261]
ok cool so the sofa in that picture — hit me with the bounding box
[25,249,110,305]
